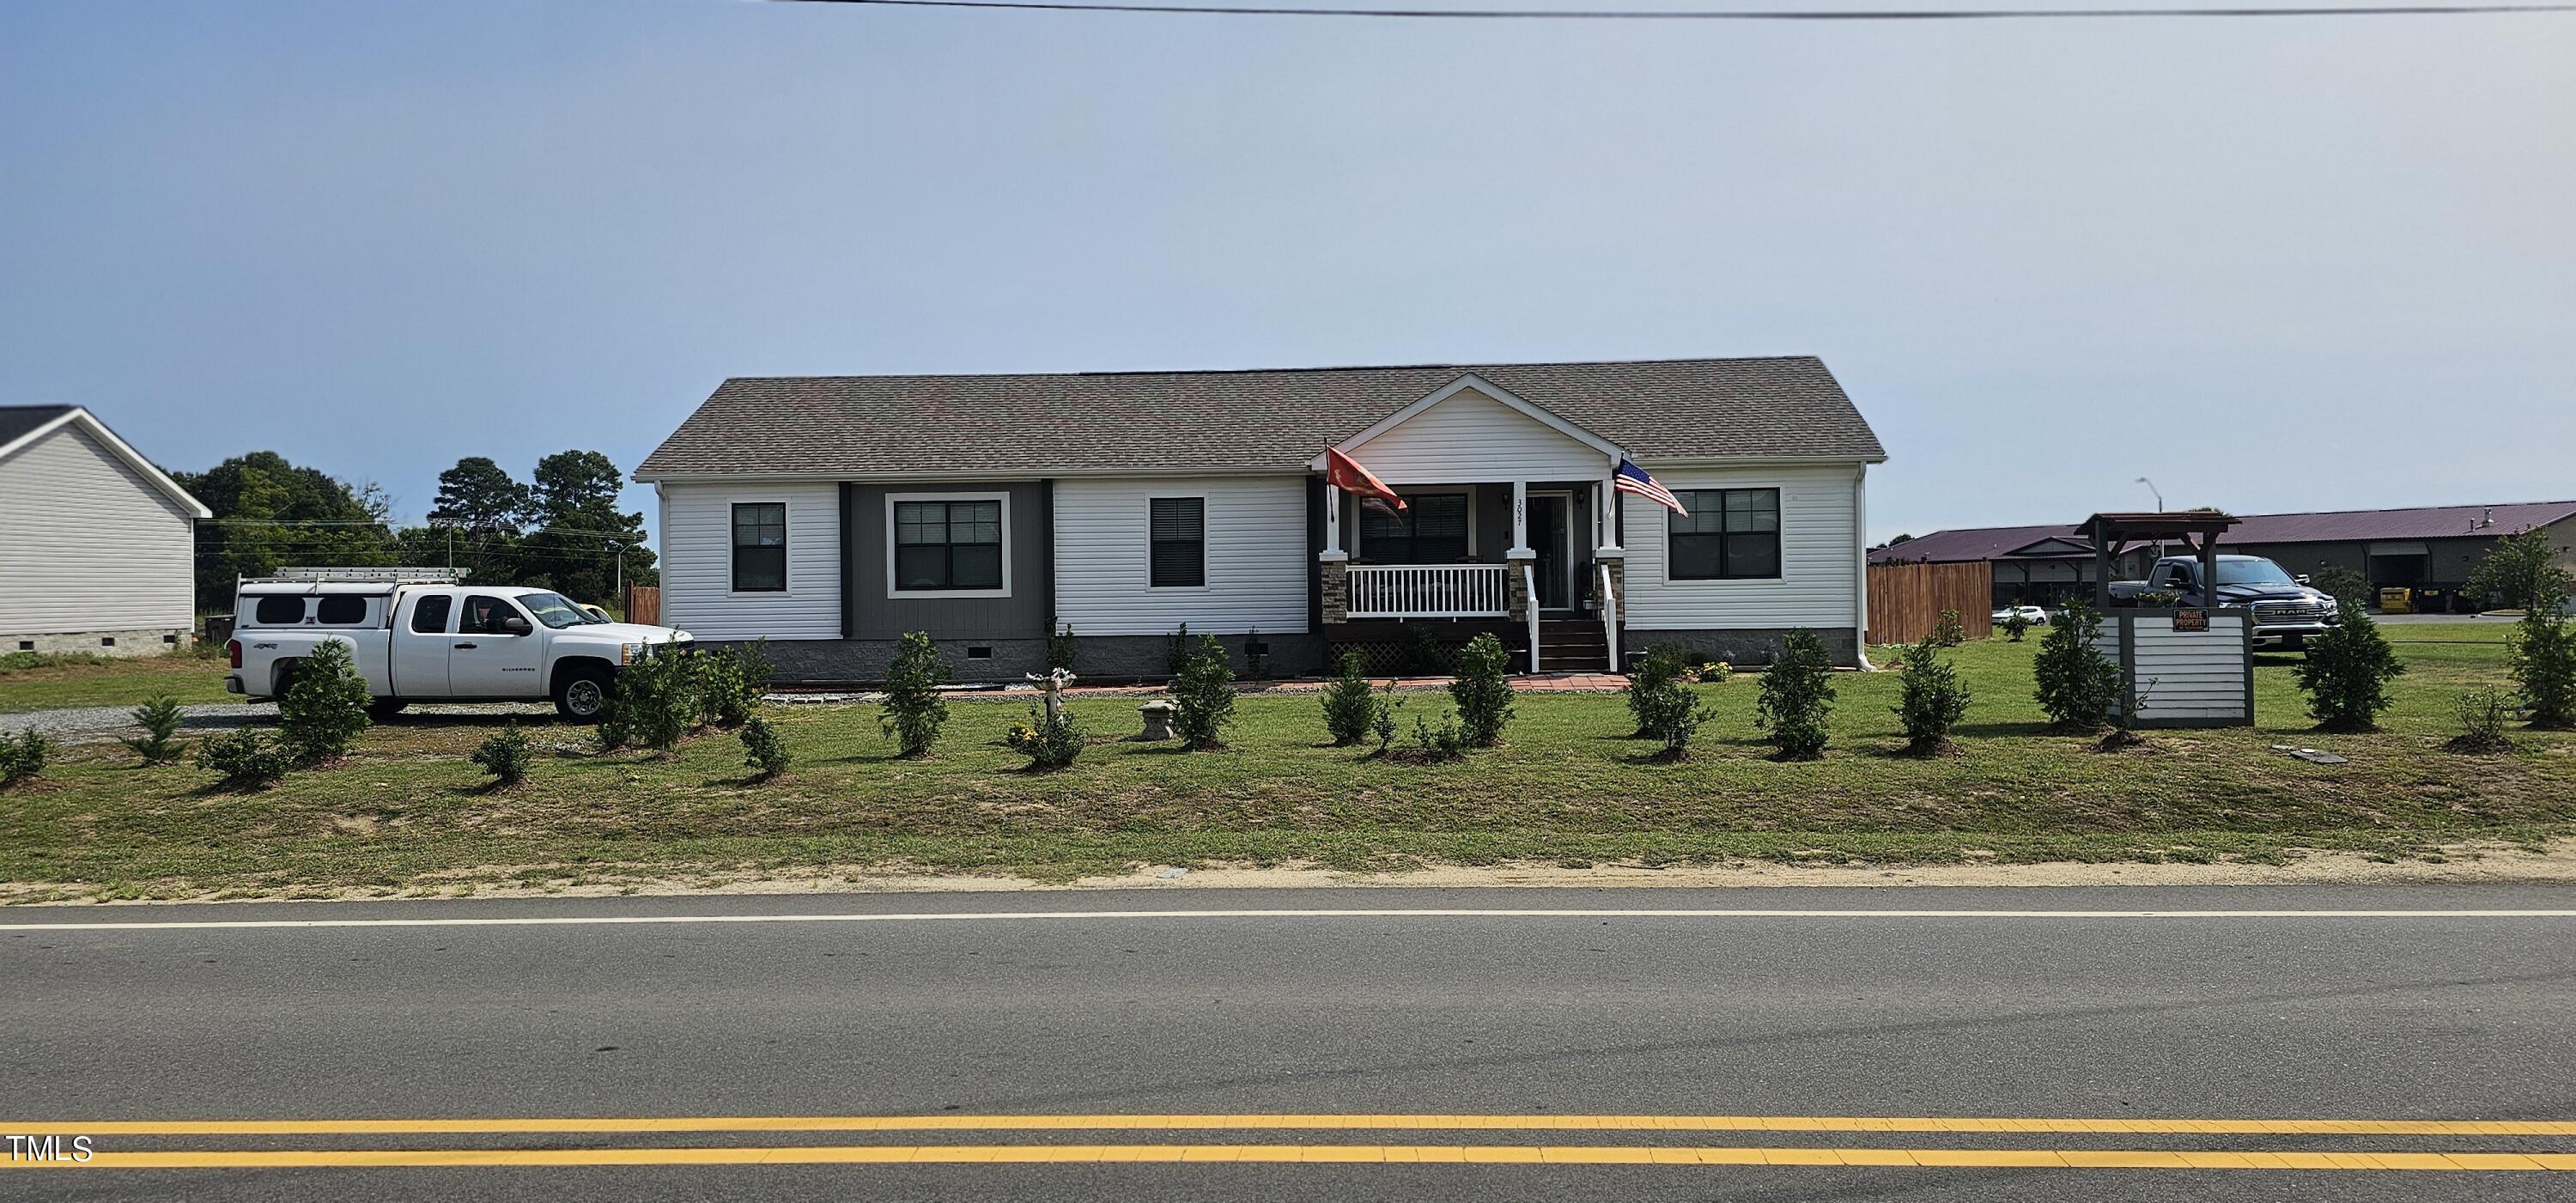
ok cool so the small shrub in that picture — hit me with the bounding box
[879,631,950,757]
[2447,688,2517,754]
[195,728,288,790]
[2293,611,2405,732]
[1164,623,1193,677]
[0,650,111,672]
[1755,629,1837,760]
[1048,623,1078,674]
[1999,611,2032,642]
[1625,646,1688,737]
[1449,633,1515,748]
[609,642,696,753]
[1321,651,1379,746]
[694,640,772,728]
[124,695,186,764]
[1696,660,1733,684]
[1410,711,1467,762]
[2507,614,2576,729]
[2034,600,2123,731]
[739,714,791,780]
[1370,689,1405,753]
[1628,672,1716,761]
[1893,641,1972,755]
[471,721,534,786]
[1929,609,1967,647]
[0,730,51,787]
[1170,635,1236,750]
[276,639,373,764]
[1005,704,1085,770]
[2312,566,2372,610]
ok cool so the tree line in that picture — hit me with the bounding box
[174,450,657,613]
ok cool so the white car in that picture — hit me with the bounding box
[1991,605,2050,626]
[225,568,693,720]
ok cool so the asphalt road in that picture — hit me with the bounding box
[7,884,2575,1200]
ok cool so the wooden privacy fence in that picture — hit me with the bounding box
[1868,562,1991,646]
[623,586,660,627]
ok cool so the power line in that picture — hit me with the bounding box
[777,0,2576,20]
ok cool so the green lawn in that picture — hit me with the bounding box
[3,622,2570,901]
[0,651,234,714]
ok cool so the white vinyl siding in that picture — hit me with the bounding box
[1344,387,1608,484]
[1053,476,1309,635]
[658,482,840,640]
[0,423,197,636]
[1622,463,1862,631]
[2092,615,2252,722]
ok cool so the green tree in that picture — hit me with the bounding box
[879,632,950,757]
[2467,528,2576,728]
[276,639,374,764]
[518,450,655,602]
[1448,633,1516,748]
[1755,629,1837,759]
[423,456,533,584]
[2464,526,2573,613]
[2033,601,2123,730]
[174,452,394,611]
[1170,635,1237,750]
[2294,611,2406,732]
[1893,641,1972,754]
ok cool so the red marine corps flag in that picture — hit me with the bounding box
[1324,447,1406,518]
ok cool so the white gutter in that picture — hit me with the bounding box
[1853,464,1877,671]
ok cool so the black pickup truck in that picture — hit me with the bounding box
[2107,555,2343,651]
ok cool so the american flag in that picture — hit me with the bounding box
[1614,459,1687,516]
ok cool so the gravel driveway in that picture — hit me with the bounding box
[0,701,559,742]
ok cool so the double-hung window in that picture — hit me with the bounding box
[893,499,1004,592]
[1149,498,1206,587]
[1668,488,1782,580]
[732,502,787,592]
[1358,492,1470,564]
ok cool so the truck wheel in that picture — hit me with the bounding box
[554,667,612,721]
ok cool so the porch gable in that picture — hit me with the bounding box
[1311,374,1619,485]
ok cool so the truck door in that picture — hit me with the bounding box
[392,592,454,697]
[450,594,544,698]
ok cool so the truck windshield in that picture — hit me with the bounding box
[519,592,604,629]
[2215,560,2297,586]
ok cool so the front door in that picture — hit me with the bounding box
[1529,495,1572,611]
[449,593,544,697]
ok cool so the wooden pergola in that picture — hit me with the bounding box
[2075,511,2241,611]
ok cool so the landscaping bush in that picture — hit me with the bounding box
[0,730,51,787]
[880,631,950,757]
[2312,566,2372,610]
[1627,665,1716,760]
[1370,689,1404,753]
[2033,600,2123,731]
[1929,609,1967,648]
[1170,635,1236,750]
[1625,645,1688,737]
[1893,641,1972,755]
[1696,660,1733,684]
[607,642,697,753]
[194,729,288,790]
[1410,711,1467,762]
[1999,611,2032,642]
[2448,688,2517,754]
[276,638,372,764]
[471,721,534,787]
[2293,610,2405,732]
[124,694,186,764]
[2509,617,2576,729]
[1048,623,1078,674]
[1449,633,1515,748]
[1320,651,1379,746]
[1005,704,1085,770]
[694,639,772,729]
[1756,629,1837,759]
[739,714,791,780]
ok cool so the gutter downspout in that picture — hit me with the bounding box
[1853,465,1877,671]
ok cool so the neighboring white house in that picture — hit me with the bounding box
[0,406,211,657]
[635,357,1886,683]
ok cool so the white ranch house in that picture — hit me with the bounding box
[635,357,1886,683]
[0,405,210,657]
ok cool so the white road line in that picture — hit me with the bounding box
[3,908,2573,932]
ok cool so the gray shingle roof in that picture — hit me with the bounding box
[635,357,1882,479]
[0,404,77,449]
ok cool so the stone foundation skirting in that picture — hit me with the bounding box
[721,632,1327,686]
[1619,627,1862,670]
[6,629,192,659]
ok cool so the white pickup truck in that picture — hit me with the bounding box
[224,569,693,720]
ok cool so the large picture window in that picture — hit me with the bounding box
[1358,492,1470,564]
[1668,488,1781,580]
[1149,497,1206,587]
[732,502,787,592]
[893,499,1004,592]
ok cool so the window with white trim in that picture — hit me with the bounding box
[1668,488,1781,580]
[732,502,787,592]
[1149,497,1206,587]
[894,499,1003,592]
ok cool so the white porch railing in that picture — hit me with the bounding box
[1346,563,1509,619]
[1598,562,1620,673]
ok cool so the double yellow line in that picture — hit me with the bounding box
[7,1114,2571,1172]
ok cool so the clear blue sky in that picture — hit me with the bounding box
[4,0,2570,544]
